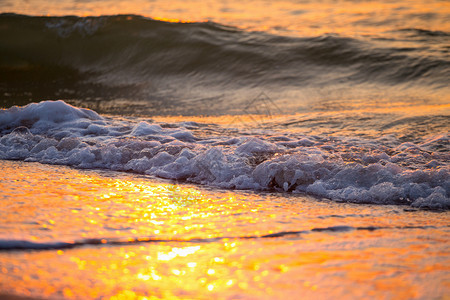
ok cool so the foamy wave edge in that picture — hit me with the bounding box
[1,100,449,209]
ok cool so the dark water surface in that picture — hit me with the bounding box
[1,0,449,116]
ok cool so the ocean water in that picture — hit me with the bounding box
[1,160,449,299]
[0,0,449,298]
[1,0,450,115]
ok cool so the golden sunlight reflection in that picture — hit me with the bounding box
[152,17,195,24]
[151,101,450,140]
[7,0,450,38]
[0,161,449,299]
[2,234,449,299]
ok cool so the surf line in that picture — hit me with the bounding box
[0,225,442,252]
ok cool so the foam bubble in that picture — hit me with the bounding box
[1,100,448,209]
[0,100,102,133]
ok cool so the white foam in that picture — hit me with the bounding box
[0,100,102,130]
[1,100,449,209]
[235,138,279,155]
[130,121,163,136]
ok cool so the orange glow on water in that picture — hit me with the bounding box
[0,0,448,296]
[152,17,197,24]
[0,160,449,299]
[4,0,450,38]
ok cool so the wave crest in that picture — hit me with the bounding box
[1,14,449,112]
[1,100,448,209]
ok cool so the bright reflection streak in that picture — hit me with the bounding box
[157,246,201,261]
[152,17,195,23]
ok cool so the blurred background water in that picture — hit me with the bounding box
[1,0,449,117]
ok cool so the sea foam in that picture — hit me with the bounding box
[1,100,448,209]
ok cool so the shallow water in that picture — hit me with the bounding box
[0,0,449,298]
[0,159,449,299]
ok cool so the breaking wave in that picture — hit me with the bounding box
[1,100,448,209]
